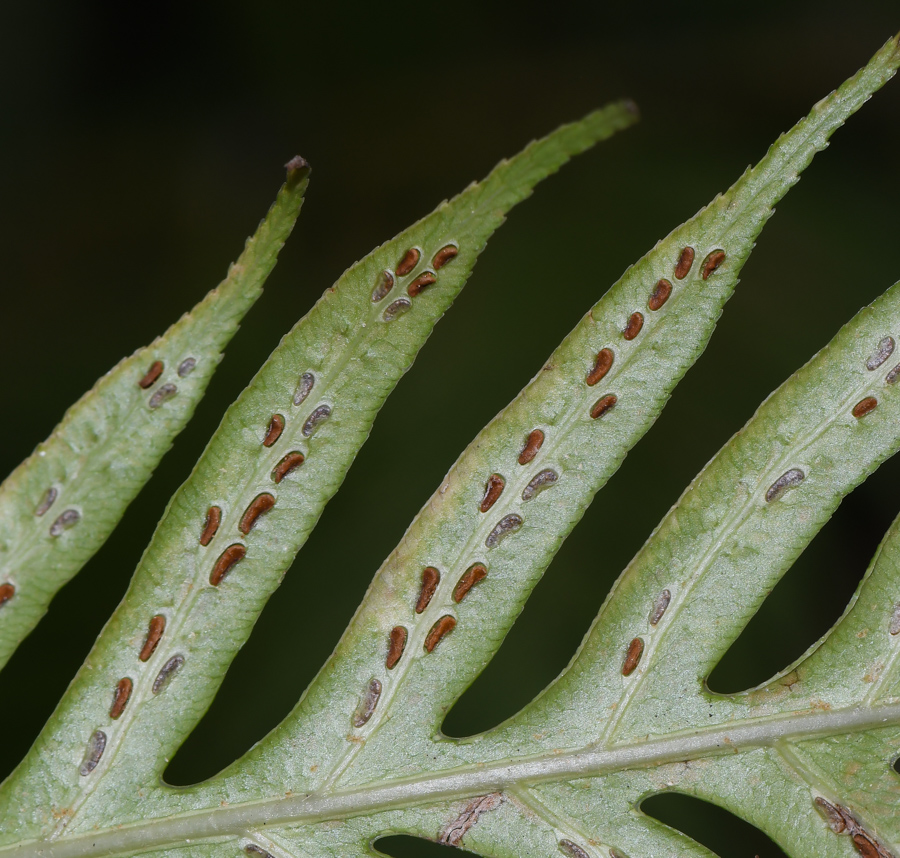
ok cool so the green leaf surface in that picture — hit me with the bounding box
[0,102,636,842]
[3,34,900,858]
[0,161,310,671]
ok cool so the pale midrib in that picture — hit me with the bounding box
[7,702,900,858]
[322,117,816,791]
[601,361,887,746]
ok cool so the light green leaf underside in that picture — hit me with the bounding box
[0,102,636,842]
[218,29,900,802]
[3,37,900,858]
[0,163,310,672]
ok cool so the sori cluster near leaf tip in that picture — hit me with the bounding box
[1,32,900,858]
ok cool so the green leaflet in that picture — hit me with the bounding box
[0,102,636,840]
[0,161,310,671]
[219,29,900,799]
[3,35,900,858]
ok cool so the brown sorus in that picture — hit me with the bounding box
[109,677,133,720]
[424,615,457,652]
[239,493,276,535]
[648,278,673,311]
[386,626,407,669]
[852,397,878,418]
[586,348,614,386]
[263,414,285,447]
[200,506,222,546]
[590,394,618,419]
[479,474,505,513]
[407,272,436,297]
[272,451,305,483]
[396,247,420,277]
[453,564,487,603]
[139,615,166,662]
[622,637,645,675]
[674,246,695,279]
[415,567,440,614]
[0,583,14,607]
[518,429,545,465]
[623,312,644,341]
[209,544,246,586]
[432,245,458,269]
[138,360,164,389]
[701,250,726,280]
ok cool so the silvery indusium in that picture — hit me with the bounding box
[1,34,900,858]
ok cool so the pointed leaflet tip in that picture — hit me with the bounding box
[285,155,310,174]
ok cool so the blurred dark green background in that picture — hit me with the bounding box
[2,3,900,855]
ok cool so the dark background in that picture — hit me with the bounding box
[2,3,900,856]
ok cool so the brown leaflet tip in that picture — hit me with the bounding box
[518,429,545,464]
[109,677,133,720]
[351,678,383,727]
[284,155,309,173]
[200,506,222,546]
[622,637,645,675]
[852,397,878,418]
[209,543,246,586]
[139,615,166,661]
[395,247,421,277]
[415,567,441,614]
[479,473,506,513]
[432,245,459,269]
[439,793,504,846]
[386,626,408,669]
[424,615,457,652]
[453,564,487,603]
[263,414,285,447]
[590,394,618,420]
[701,250,726,280]
[239,493,276,535]
[674,246,695,279]
[272,451,305,483]
[138,360,164,389]
[586,348,614,386]
[623,312,644,341]
[648,278,673,311]
[0,583,15,607]
[407,272,436,297]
